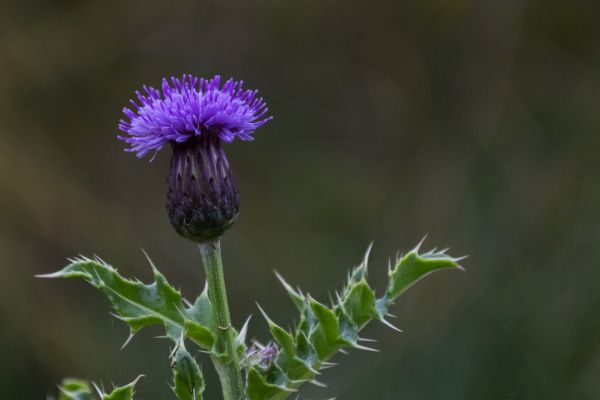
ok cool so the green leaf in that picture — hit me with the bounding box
[246,367,295,400]
[308,296,345,359]
[57,377,142,400]
[274,271,305,311]
[341,279,378,327]
[257,305,295,357]
[183,286,216,351]
[184,320,215,350]
[40,257,215,347]
[185,285,214,328]
[172,343,205,400]
[97,376,143,400]
[58,378,94,400]
[249,241,463,399]
[387,244,462,301]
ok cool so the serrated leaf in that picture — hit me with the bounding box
[387,248,460,301]
[40,258,215,346]
[246,367,295,400]
[185,286,214,328]
[41,258,184,340]
[257,305,296,358]
[184,320,215,350]
[275,272,305,311]
[172,345,205,400]
[249,241,463,400]
[337,312,359,345]
[183,284,216,351]
[295,331,318,367]
[58,378,94,400]
[308,297,345,359]
[98,376,143,400]
[296,299,316,337]
[341,279,378,327]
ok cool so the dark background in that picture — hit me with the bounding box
[2,0,600,399]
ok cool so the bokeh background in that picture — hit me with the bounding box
[2,0,600,398]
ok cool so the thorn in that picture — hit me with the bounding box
[306,364,320,375]
[93,254,109,265]
[109,312,128,322]
[168,345,178,360]
[141,248,159,274]
[177,332,186,349]
[92,383,104,398]
[358,337,377,343]
[309,379,327,388]
[129,375,145,386]
[380,318,403,332]
[454,255,469,262]
[121,333,135,350]
[363,241,374,271]
[339,348,349,355]
[335,291,343,305]
[183,298,193,308]
[353,343,379,352]
[255,303,276,328]
[237,315,252,343]
[35,272,60,279]
[320,361,338,369]
[274,271,299,293]
[413,235,428,253]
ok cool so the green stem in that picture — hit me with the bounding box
[198,240,245,400]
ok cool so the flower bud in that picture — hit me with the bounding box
[166,134,239,243]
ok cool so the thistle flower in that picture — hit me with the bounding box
[118,74,272,242]
[245,341,279,369]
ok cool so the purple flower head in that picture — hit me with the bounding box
[118,74,272,158]
[245,341,279,369]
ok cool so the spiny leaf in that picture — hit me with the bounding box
[184,320,215,350]
[256,305,317,381]
[257,305,296,357]
[386,244,462,302]
[58,378,94,400]
[308,297,345,360]
[248,240,462,400]
[295,332,318,367]
[185,285,214,328]
[341,279,378,327]
[39,257,216,348]
[96,376,143,400]
[246,367,296,400]
[274,271,305,311]
[172,342,205,400]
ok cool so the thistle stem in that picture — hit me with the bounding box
[199,240,245,400]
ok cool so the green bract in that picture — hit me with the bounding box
[43,241,462,400]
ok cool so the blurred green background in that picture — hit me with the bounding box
[2,0,599,398]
